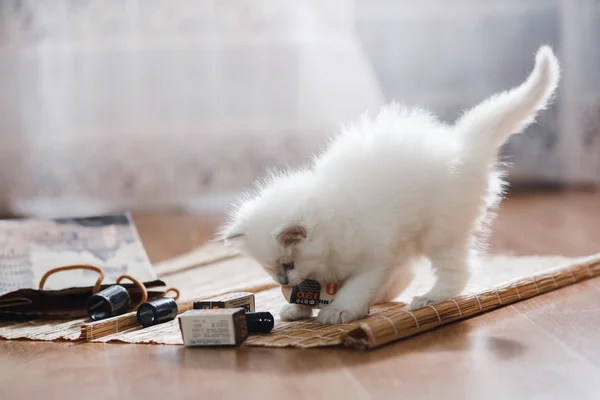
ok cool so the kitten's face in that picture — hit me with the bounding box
[220,173,333,286]
[220,211,331,287]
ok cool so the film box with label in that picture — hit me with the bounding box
[178,308,248,347]
[192,292,255,312]
[281,280,341,308]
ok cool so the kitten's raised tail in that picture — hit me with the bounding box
[455,45,560,159]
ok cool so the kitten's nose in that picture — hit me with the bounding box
[278,274,289,285]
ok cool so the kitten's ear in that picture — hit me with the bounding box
[274,225,307,248]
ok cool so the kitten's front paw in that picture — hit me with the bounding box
[280,304,313,321]
[408,294,449,310]
[316,306,368,325]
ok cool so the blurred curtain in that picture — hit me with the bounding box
[0,0,598,217]
[355,0,600,187]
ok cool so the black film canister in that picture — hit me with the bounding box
[245,312,274,334]
[87,285,131,321]
[136,297,179,328]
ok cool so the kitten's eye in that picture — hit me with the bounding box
[282,262,295,271]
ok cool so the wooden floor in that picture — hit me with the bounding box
[1,190,600,400]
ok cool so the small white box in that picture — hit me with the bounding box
[178,308,248,347]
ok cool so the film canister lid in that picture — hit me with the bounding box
[87,285,131,321]
[137,297,179,328]
[245,312,274,334]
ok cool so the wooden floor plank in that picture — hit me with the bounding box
[342,307,600,400]
[511,279,600,368]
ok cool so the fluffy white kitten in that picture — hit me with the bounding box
[219,46,560,324]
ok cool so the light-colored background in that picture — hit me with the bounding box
[0,0,598,217]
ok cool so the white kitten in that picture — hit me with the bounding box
[218,46,560,324]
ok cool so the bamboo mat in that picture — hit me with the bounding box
[1,243,599,350]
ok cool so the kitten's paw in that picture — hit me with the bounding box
[408,294,448,310]
[316,306,368,325]
[280,304,313,321]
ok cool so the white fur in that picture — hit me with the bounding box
[218,46,560,324]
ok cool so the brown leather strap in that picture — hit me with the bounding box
[39,265,105,294]
[38,265,179,311]
[163,287,180,300]
[116,274,148,310]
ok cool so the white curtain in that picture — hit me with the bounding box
[0,0,598,217]
[354,0,600,186]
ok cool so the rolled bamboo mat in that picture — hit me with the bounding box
[345,254,600,349]
[88,253,600,349]
[1,243,599,350]
[245,254,600,349]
